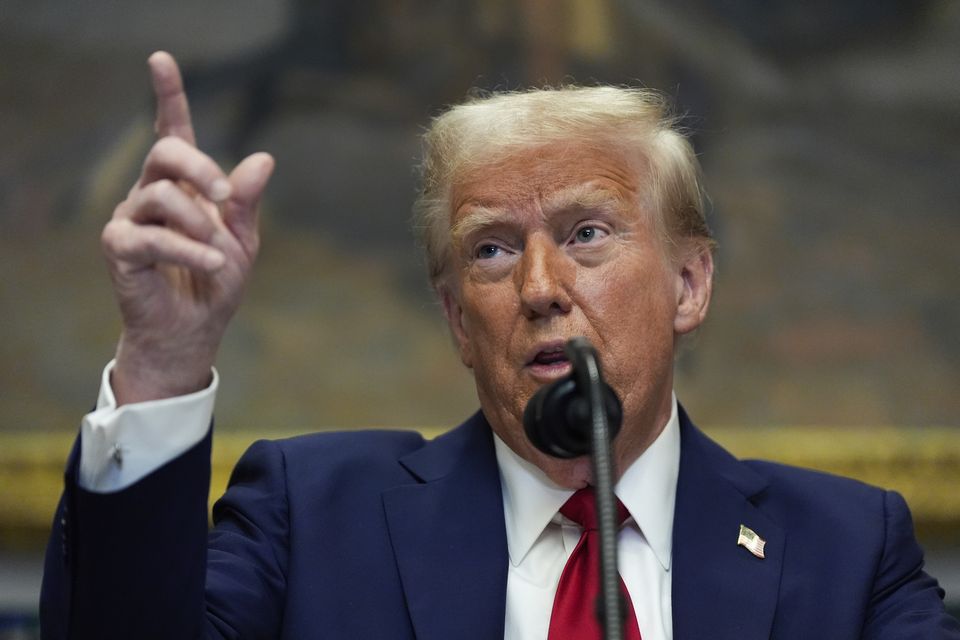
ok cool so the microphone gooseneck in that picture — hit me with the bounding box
[522,336,627,640]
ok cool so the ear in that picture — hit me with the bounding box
[673,244,714,335]
[439,284,474,368]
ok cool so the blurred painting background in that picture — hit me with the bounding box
[2,0,959,635]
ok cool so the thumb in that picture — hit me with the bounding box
[224,152,275,254]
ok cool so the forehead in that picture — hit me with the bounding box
[449,142,644,218]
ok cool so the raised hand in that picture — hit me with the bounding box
[102,51,275,405]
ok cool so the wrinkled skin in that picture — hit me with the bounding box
[101,52,274,405]
[440,143,713,489]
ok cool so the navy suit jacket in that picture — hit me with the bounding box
[41,407,959,639]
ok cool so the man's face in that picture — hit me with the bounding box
[441,142,712,488]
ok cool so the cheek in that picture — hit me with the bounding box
[460,283,516,352]
[581,259,677,368]
[581,251,674,319]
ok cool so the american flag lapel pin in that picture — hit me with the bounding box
[737,524,766,559]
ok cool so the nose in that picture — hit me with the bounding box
[517,234,573,320]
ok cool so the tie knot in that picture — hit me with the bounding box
[559,488,630,531]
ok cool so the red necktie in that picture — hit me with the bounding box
[547,488,642,640]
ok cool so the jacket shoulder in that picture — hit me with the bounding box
[235,428,430,494]
[274,428,428,464]
[741,457,897,532]
[743,457,888,501]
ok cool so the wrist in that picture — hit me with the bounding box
[112,332,217,405]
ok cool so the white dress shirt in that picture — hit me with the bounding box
[79,360,216,492]
[78,363,680,639]
[494,396,680,640]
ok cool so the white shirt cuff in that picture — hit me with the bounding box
[78,360,218,493]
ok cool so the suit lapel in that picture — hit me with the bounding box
[383,412,508,640]
[672,408,784,640]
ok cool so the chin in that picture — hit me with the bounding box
[538,453,594,490]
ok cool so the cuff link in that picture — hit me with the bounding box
[109,443,124,467]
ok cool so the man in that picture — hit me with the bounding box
[40,51,958,639]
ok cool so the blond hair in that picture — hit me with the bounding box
[413,86,713,287]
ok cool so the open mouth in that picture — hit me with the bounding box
[531,348,569,366]
[525,343,573,378]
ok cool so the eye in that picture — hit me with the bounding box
[476,243,502,259]
[576,227,597,243]
[572,224,608,244]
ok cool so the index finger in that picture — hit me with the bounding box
[149,51,196,146]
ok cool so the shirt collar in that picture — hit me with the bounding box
[493,394,680,572]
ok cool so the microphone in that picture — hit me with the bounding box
[523,337,629,639]
[523,337,623,458]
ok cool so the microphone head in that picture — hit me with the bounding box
[523,375,623,459]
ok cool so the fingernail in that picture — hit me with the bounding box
[209,179,232,202]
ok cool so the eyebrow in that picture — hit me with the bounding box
[450,183,629,244]
[450,205,507,244]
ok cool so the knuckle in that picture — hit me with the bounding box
[155,135,183,152]
[148,178,177,202]
[112,198,131,220]
[186,152,218,184]
[101,220,132,256]
[145,139,168,165]
[100,221,118,249]
[147,136,184,167]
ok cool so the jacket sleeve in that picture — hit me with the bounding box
[40,432,291,640]
[860,490,960,639]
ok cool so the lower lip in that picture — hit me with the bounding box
[526,360,572,381]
